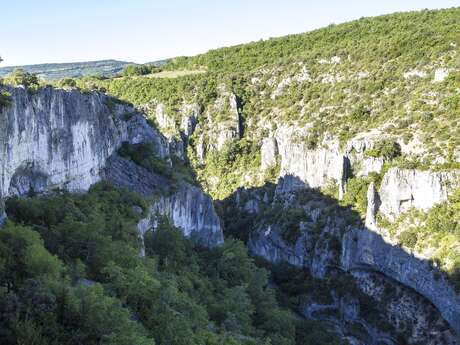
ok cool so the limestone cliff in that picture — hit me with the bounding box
[241,127,460,341]
[0,85,224,247]
[0,85,129,197]
[243,177,459,343]
[138,183,224,248]
[379,167,459,220]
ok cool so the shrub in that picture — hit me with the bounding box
[365,140,401,160]
[0,90,12,110]
[398,229,418,248]
[350,104,371,121]
[4,68,40,89]
[341,177,369,215]
[118,141,172,177]
[122,64,161,76]
[57,78,77,88]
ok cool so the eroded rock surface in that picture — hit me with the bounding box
[0,86,224,248]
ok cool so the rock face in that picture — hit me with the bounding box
[103,155,171,196]
[179,103,199,137]
[241,161,460,341]
[342,227,460,336]
[0,86,136,197]
[0,86,224,248]
[139,183,224,247]
[248,225,307,268]
[365,182,379,231]
[379,168,459,220]
[260,137,278,170]
[274,127,348,190]
[245,184,460,341]
[207,85,242,151]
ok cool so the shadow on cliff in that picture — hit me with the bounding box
[215,175,460,342]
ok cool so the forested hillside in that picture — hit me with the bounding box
[0,60,131,80]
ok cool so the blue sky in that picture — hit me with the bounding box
[2,0,459,66]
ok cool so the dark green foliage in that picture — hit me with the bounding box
[57,78,77,88]
[341,177,370,216]
[398,229,418,248]
[2,184,337,345]
[277,208,306,245]
[365,140,401,160]
[0,223,62,291]
[162,9,460,75]
[144,217,189,270]
[388,188,460,292]
[118,142,172,177]
[0,91,11,110]
[5,183,146,279]
[0,221,153,345]
[122,64,161,76]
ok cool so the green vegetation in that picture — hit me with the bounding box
[364,140,401,160]
[118,142,172,177]
[199,139,262,199]
[122,64,162,77]
[2,7,460,341]
[1,183,339,345]
[339,172,383,216]
[0,90,11,110]
[341,177,370,216]
[263,261,395,340]
[145,69,207,79]
[3,68,40,90]
[381,188,460,291]
[70,8,460,200]
[57,78,77,88]
[0,60,129,80]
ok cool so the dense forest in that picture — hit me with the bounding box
[0,183,339,345]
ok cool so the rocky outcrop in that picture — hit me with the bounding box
[103,155,171,196]
[248,225,307,268]
[275,127,348,192]
[260,128,393,198]
[260,137,278,170]
[341,227,460,336]
[0,86,224,248]
[207,85,242,151]
[138,183,224,247]
[350,270,458,345]
[247,190,460,340]
[243,173,460,340]
[0,85,160,198]
[365,182,379,231]
[138,100,200,161]
[379,168,460,221]
[179,103,199,137]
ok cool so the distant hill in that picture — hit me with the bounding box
[0,60,131,80]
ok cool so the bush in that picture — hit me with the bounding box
[398,229,418,248]
[57,78,77,88]
[118,141,172,177]
[0,90,11,110]
[341,177,369,215]
[122,64,161,77]
[4,68,40,89]
[365,140,401,160]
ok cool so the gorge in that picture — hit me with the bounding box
[1,6,460,345]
